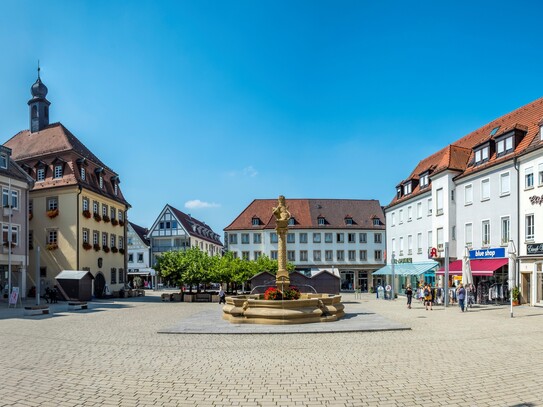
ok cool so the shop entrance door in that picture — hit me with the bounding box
[340,271,354,291]
[521,273,531,304]
[358,273,368,292]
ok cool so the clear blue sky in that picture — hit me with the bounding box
[1,1,542,236]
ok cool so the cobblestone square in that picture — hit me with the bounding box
[1,292,542,406]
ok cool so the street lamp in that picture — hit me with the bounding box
[507,240,516,318]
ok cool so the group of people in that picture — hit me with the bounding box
[404,282,467,312]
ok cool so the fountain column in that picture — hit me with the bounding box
[273,196,290,290]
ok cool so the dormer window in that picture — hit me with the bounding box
[37,167,45,182]
[114,184,118,195]
[99,176,103,189]
[373,218,380,226]
[403,182,412,195]
[345,217,353,225]
[396,187,402,199]
[318,216,325,226]
[81,167,86,181]
[95,167,104,189]
[474,145,490,165]
[495,134,514,158]
[420,173,429,188]
[0,153,7,169]
[288,218,295,226]
[54,164,63,179]
[251,217,260,226]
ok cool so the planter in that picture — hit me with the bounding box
[46,209,59,219]
[46,243,58,251]
[111,247,118,253]
[82,242,92,251]
[82,210,91,219]
[119,248,125,255]
[111,219,119,226]
[103,215,111,223]
[93,213,102,222]
[103,246,110,253]
[512,300,520,306]
[93,243,101,252]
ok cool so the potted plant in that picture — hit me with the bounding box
[93,243,101,252]
[111,218,119,226]
[512,286,520,306]
[103,215,111,223]
[103,245,110,253]
[82,242,92,251]
[111,246,118,253]
[82,210,91,219]
[93,213,102,222]
[119,220,125,227]
[119,248,125,255]
[46,243,58,251]
[46,208,59,219]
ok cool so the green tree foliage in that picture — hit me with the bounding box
[154,247,296,292]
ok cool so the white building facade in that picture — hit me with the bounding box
[385,99,543,305]
[224,199,386,292]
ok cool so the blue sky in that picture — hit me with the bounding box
[1,1,543,236]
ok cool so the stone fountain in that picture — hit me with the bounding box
[222,196,344,324]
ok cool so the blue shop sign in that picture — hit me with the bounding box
[470,248,505,259]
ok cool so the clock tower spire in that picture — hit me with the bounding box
[27,62,51,133]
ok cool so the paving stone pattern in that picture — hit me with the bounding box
[0,292,542,406]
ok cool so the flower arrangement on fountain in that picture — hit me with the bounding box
[263,285,301,300]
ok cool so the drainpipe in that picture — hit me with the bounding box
[513,157,520,290]
[76,185,82,270]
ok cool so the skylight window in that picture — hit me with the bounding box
[490,126,500,136]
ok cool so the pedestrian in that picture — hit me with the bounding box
[218,286,226,304]
[457,283,466,312]
[424,283,433,311]
[405,285,413,309]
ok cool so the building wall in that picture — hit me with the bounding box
[386,189,433,263]
[0,176,31,296]
[29,186,127,294]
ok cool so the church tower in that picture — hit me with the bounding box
[27,65,50,133]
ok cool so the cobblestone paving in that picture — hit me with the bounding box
[0,292,542,406]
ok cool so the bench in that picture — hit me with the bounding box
[68,302,88,310]
[194,293,212,302]
[24,305,50,316]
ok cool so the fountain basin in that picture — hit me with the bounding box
[222,293,344,325]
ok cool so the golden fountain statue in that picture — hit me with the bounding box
[222,195,344,324]
[272,195,291,289]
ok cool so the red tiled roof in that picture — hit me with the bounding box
[388,97,543,208]
[224,199,385,231]
[3,122,129,206]
[168,205,223,246]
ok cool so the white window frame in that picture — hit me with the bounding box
[500,172,510,196]
[464,184,473,205]
[37,168,45,182]
[501,216,510,246]
[54,164,63,179]
[526,214,535,241]
[525,167,534,189]
[482,220,490,247]
[481,179,490,201]
[436,188,444,215]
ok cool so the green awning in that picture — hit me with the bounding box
[373,261,439,276]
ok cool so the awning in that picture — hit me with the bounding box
[373,261,439,276]
[437,258,508,276]
[127,268,156,276]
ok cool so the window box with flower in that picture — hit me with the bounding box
[119,248,125,255]
[82,210,91,219]
[119,220,125,227]
[93,213,102,222]
[102,245,110,253]
[111,246,118,253]
[103,215,111,223]
[82,242,92,251]
[46,243,58,251]
[111,219,119,226]
[93,243,100,251]
[46,208,59,219]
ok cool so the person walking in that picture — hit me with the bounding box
[424,283,433,311]
[218,286,226,304]
[457,283,466,312]
[405,285,413,309]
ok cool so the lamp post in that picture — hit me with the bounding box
[508,240,516,318]
[444,242,449,308]
[391,253,395,300]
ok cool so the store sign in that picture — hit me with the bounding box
[428,247,438,258]
[529,195,543,206]
[470,247,505,259]
[394,258,412,264]
[527,243,543,255]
